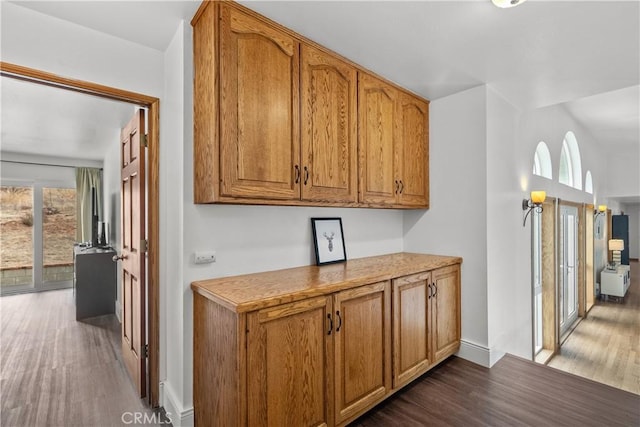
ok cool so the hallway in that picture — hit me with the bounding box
[548,260,639,394]
[0,289,162,426]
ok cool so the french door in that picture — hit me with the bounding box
[0,181,76,294]
[532,209,543,354]
[559,205,578,336]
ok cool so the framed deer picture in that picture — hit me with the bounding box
[311,217,347,265]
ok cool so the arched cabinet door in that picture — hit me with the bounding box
[301,44,358,203]
[219,4,300,200]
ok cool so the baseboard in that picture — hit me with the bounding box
[456,340,506,368]
[160,381,194,427]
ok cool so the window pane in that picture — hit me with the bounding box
[0,186,34,289]
[42,188,76,283]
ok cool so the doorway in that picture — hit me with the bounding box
[0,61,160,407]
[559,205,579,337]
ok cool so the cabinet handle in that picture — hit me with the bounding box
[395,180,399,194]
[428,283,432,299]
[304,166,309,185]
[336,310,342,332]
[327,313,333,335]
[432,283,438,297]
[294,165,300,184]
[399,180,404,194]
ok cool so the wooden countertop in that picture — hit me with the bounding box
[191,252,462,313]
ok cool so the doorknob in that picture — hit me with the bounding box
[112,254,126,262]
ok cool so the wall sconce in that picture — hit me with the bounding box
[609,239,624,265]
[594,204,607,219]
[522,191,546,227]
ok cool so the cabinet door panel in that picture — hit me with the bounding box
[358,73,398,205]
[334,281,391,424]
[220,5,300,199]
[301,45,357,203]
[432,265,461,362]
[397,94,429,207]
[247,296,332,427]
[392,272,431,388]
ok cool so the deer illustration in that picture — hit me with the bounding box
[323,231,335,252]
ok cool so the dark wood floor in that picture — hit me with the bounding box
[0,289,161,427]
[351,355,640,426]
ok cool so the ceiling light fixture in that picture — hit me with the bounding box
[492,0,527,8]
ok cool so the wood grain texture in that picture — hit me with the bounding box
[247,296,332,427]
[191,253,462,313]
[392,272,431,388]
[193,2,219,203]
[431,265,461,362]
[542,198,558,353]
[357,72,398,206]
[193,292,243,426]
[352,354,640,426]
[548,260,639,395]
[334,281,391,425]
[0,289,164,426]
[0,61,161,408]
[396,92,429,208]
[301,44,358,203]
[219,3,300,200]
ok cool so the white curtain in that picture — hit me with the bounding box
[75,167,103,242]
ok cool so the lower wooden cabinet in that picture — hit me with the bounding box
[334,282,391,424]
[192,253,461,427]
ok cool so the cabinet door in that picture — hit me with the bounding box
[301,44,358,203]
[247,296,333,427]
[392,271,432,388]
[358,73,398,206]
[219,5,300,200]
[334,281,391,424]
[397,92,429,208]
[432,265,461,362]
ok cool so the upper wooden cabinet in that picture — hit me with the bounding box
[219,4,300,200]
[358,72,429,208]
[192,1,429,208]
[301,44,358,203]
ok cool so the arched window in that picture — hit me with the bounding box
[532,141,552,179]
[585,170,593,194]
[558,131,582,190]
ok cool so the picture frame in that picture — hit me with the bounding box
[311,217,347,266]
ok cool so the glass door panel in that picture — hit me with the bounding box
[560,206,578,336]
[42,188,76,283]
[0,186,34,291]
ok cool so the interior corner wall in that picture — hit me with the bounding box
[403,85,489,364]
[102,130,124,319]
[605,142,640,199]
[485,87,531,363]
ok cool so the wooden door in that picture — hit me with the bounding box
[358,73,398,206]
[397,92,429,208]
[392,271,432,388]
[246,296,333,427]
[431,265,461,362]
[301,44,357,203]
[334,281,391,424]
[219,5,300,200]
[119,109,146,397]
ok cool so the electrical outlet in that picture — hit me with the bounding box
[194,251,216,265]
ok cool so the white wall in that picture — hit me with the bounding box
[486,88,531,363]
[404,85,490,364]
[605,143,640,199]
[621,204,640,260]
[102,131,123,318]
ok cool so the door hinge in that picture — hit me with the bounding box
[143,344,149,358]
[141,133,148,148]
[141,239,149,253]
